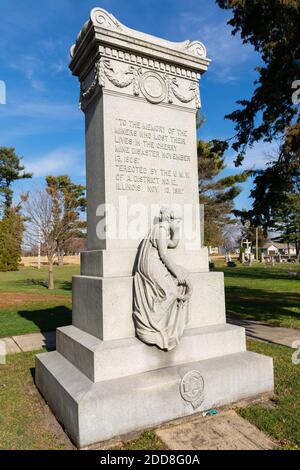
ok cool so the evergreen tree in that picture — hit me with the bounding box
[271,192,300,255]
[198,139,250,246]
[0,147,32,213]
[216,0,300,225]
[0,207,24,271]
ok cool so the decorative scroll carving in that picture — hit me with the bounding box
[133,207,193,351]
[88,8,208,63]
[180,370,205,410]
[70,8,209,61]
[90,7,122,31]
[184,40,207,59]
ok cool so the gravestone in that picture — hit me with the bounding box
[36,7,274,448]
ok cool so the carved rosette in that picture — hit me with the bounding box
[79,58,201,110]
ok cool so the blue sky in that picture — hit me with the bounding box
[0,0,275,210]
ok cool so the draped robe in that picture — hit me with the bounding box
[133,222,191,350]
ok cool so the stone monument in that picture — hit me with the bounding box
[36,7,274,448]
[241,238,253,264]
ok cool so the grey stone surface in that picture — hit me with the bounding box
[229,316,300,348]
[80,247,209,278]
[2,337,21,354]
[12,331,55,352]
[156,410,275,450]
[72,275,134,340]
[71,7,209,68]
[56,323,246,382]
[35,350,273,448]
[72,271,226,341]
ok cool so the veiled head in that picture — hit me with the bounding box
[159,206,174,223]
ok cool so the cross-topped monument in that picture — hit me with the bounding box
[36,7,274,448]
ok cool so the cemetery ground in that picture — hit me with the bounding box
[215,261,300,330]
[0,266,77,338]
[0,262,299,449]
[1,340,299,450]
[0,262,299,338]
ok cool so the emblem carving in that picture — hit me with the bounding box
[80,59,201,109]
[140,71,167,104]
[133,207,193,351]
[180,370,205,410]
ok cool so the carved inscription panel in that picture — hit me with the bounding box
[103,93,200,249]
[114,118,191,196]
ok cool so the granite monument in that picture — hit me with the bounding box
[36,7,274,448]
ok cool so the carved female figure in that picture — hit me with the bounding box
[133,207,192,351]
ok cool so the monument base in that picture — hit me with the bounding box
[36,328,273,448]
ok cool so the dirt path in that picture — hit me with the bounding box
[0,292,70,309]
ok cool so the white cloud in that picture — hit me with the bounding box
[1,100,81,120]
[51,62,65,74]
[9,55,46,91]
[178,12,257,81]
[25,147,85,177]
[226,141,280,170]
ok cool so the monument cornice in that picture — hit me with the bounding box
[69,7,211,77]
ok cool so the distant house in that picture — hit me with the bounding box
[208,247,219,255]
[262,242,296,256]
[208,246,240,256]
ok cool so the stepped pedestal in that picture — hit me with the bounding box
[36,250,273,447]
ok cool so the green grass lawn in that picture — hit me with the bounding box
[213,261,300,329]
[0,266,78,294]
[0,350,72,450]
[0,303,72,338]
[1,262,299,338]
[0,266,78,338]
[0,350,165,450]
[239,339,300,450]
[0,340,299,449]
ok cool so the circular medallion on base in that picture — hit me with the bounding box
[140,71,166,104]
[180,370,205,410]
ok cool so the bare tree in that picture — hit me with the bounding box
[23,189,65,290]
[222,223,242,253]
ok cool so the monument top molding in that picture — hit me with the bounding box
[70,7,210,75]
